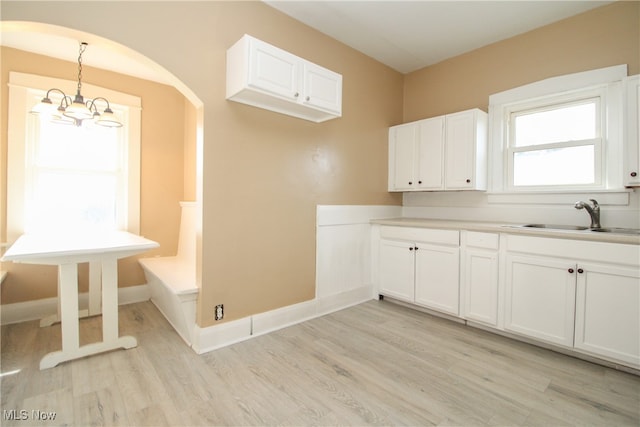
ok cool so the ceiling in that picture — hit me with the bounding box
[265,0,614,73]
[0,1,614,82]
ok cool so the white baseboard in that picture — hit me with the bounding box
[0,284,150,325]
[191,317,252,354]
[191,285,374,355]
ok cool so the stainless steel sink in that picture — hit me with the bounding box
[518,224,640,235]
[521,224,590,231]
[588,227,640,235]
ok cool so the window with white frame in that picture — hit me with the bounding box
[7,72,141,240]
[488,65,626,197]
[507,93,602,190]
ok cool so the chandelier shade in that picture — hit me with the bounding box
[30,42,123,128]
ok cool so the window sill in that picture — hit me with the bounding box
[487,189,632,206]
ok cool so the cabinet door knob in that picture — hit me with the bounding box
[408,181,413,185]
[409,247,414,251]
[568,268,575,273]
[466,179,471,183]
[577,268,584,274]
[632,172,638,177]
[306,96,310,101]
[414,246,418,251]
[294,92,299,98]
[418,180,422,184]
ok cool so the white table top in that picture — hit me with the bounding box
[1,230,159,264]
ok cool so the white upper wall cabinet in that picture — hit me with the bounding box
[624,75,640,186]
[226,34,342,123]
[388,108,487,192]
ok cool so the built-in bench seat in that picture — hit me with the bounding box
[139,201,198,346]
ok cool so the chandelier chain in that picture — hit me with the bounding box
[77,42,88,95]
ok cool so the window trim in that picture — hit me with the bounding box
[7,71,142,241]
[488,64,627,204]
[505,92,604,191]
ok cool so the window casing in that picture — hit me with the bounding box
[7,72,141,241]
[488,65,626,200]
[506,92,604,191]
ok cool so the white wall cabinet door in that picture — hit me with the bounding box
[624,75,640,186]
[504,254,576,347]
[378,239,416,303]
[416,117,445,190]
[248,39,299,100]
[574,262,640,368]
[445,109,487,190]
[302,62,342,114]
[389,124,419,191]
[414,244,460,315]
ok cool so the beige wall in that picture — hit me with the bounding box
[0,46,188,303]
[403,1,640,122]
[4,2,632,328]
[0,1,404,326]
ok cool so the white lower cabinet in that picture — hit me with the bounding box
[415,243,459,315]
[461,232,499,327]
[574,262,640,367]
[375,227,639,369]
[378,226,460,316]
[504,254,577,347]
[504,235,640,368]
[379,239,416,302]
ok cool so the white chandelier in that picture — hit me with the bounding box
[31,42,122,128]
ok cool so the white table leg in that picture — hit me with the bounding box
[39,267,64,327]
[101,258,118,342]
[40,263,79,369]
[89,260,102,315]
[40,263,92,327]
[101,258,137,349]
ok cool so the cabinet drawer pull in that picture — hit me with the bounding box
[568,268,575,273]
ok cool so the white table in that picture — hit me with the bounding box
[1,231,159,369]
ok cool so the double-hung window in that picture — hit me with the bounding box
[7,72,141,241]
[507,93,603,190]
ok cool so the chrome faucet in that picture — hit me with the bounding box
[574,199,601,229]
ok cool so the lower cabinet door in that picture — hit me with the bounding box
[463,248,498,326]
[574,262,640,368]
[378,239,415,302]
[414,244,459,315]
[504,254,576,347]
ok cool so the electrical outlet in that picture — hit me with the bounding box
[214,304,224,321]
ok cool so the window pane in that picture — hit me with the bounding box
[29,171,117,231]
[513,145,594,187]
[514,101,596,147]
[37,120,120,171]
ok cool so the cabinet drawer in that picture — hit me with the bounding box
[465,231,499,250]
[380,226,459,246]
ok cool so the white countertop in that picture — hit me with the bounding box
[370,218,640,245]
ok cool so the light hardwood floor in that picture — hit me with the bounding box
[1,299,639,426]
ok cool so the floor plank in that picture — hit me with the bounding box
[1,299,639,426]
